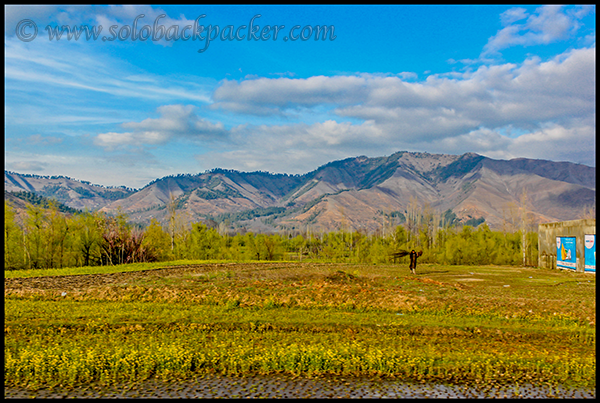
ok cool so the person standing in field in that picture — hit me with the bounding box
[409,250,423,274]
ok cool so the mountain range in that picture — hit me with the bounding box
[4,151,596,233]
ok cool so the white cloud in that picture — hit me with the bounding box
[195,142,362,176]
[190,115,596,176]
[413,120,596,168]
[506,120,596,166]
[6,151,92,174]
[5,5,201,46]
[188,119,388,174]
[27,134,63,145]
[210,46,595,139]
[5,37,213,104]
[109,43,596,174]
[4,149,167,188]
[92,5,199,48]
[7,161,49,172]
[94,104,228,150]
[499,7,528,26]
[482,5,590,57]
[212,75,372,114]
[234,120,383,150]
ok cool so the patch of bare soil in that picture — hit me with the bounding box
[3,262,342,295]
[4,264,236,294]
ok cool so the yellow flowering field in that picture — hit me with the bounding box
[4,262,596,390]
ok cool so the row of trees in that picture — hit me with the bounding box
[4,200,538,271]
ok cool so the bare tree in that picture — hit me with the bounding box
[405,196,420,246]
[420,203,439,250]
[431,209,442,249]
[519,189,536,266]
[167,193,177,252]
[166,193,190,254]
[501,201,520,234]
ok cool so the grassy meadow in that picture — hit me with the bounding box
[4,261,596,391]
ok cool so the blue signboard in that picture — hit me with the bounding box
[556,237,577,270]
[584,234,595,273]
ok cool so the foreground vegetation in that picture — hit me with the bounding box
[4,261,595,390]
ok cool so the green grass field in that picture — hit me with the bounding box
[4,261,596,390]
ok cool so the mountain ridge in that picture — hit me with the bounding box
[5,151,595,232]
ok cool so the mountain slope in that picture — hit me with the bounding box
[275,152,594,232]
[4,152,595,232]
[4,172,134,211]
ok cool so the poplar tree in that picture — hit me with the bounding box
[74,210,103,267]
[24,204,47,269]
[4,202,25,269]
[142,219,173,262]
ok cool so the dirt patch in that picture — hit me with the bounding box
[4,264,234,294]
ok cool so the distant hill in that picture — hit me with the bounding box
[4,151,595,232]
[4,172,135,211]
[5,190,81,214]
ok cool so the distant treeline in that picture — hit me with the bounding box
[8,191,80,214]
[212,206,288,223]
[4,200,537,271]
[5,171,135,191]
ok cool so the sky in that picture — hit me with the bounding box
[4,5,596,189]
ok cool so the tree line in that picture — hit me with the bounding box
[4,200,538,271]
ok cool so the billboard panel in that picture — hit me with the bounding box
[584,234,596,273]
[556,236,577,270]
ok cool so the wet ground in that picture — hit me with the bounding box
[5,374,596,399]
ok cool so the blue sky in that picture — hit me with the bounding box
[5,5,596,188]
